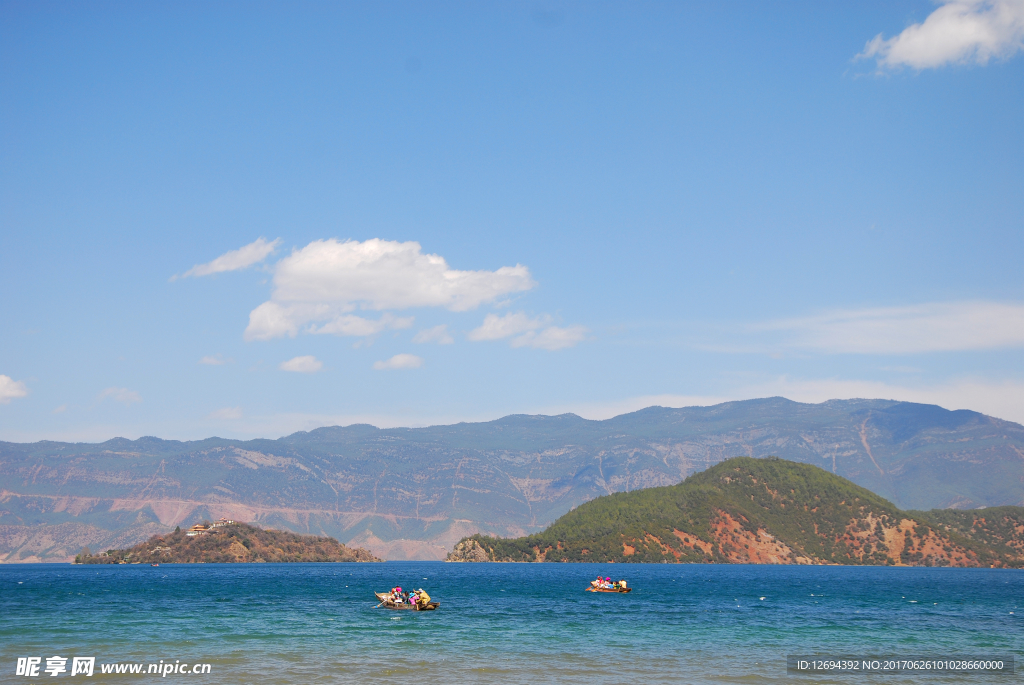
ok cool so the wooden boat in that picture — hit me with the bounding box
[150,563,159,567]
[375,592,440,610]
[586,586,631,593]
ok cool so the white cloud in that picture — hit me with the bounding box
[0,375,29,404]
[199,355,228,365]
[174,237,281,280]
[413,324,455,345]
[98,387,142,405]
[468,312,587,350]
[858,0,1024,70]
[511,325,589,350]
[245,304,414,341]
[244,239,535,341]
[208,407,243,420]
[244,301,310,340]
[468,312,543,341]
[756,301,1024,354]
[279,355,323,373]
[53,404,67,414]
[373,353,424,370]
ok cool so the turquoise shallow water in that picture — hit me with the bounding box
[1,563,1021,684]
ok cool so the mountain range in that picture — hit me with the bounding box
[1,397,1022,561]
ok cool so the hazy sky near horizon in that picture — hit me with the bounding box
[2,1,1023,441]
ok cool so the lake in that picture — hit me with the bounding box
[1,562,1020,683]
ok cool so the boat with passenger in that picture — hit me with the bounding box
[375,587,439,610]
[586,576,631,593]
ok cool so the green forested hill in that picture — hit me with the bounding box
[449,457,1024,567]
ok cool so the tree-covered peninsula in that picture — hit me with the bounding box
[448,457,1024,567]
[74,521,381,564]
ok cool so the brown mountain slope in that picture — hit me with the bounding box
[914,507,1024,561]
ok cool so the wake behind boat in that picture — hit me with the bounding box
[375,588,439,611]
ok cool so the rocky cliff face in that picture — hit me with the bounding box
[2,398,1022,561]
[445,538,490,562]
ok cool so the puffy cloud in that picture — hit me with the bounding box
[279,355,323,373]
[468,312,588,350]
[272,239,534,310]
[468,312,542,341]
[373,353,424,370]
[245,301,310,340]
[0,375,29,404]
[244,239,535,341]
[208,407,243,420]
[412,324,455,345]
[245,304,413,341]
[98,387,141,405]
[174,237,281,280]
[858,0,1024,70]
[756,301,1024,354]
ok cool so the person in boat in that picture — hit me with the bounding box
[618,580,627,589]
[416,588,430,609]
[604,576,613,589]
[591,575,603,589]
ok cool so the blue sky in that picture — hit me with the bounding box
[2,1,1023,441]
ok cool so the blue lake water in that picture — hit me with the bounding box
[1,563,1020,684]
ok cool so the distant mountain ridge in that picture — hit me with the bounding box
[447,457,1024,567]
[1,397,1022,561]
